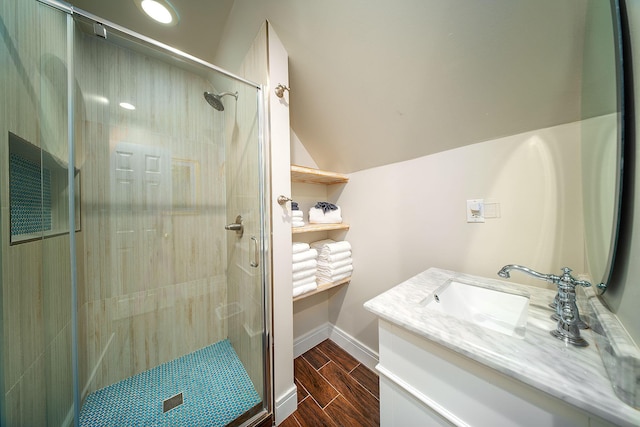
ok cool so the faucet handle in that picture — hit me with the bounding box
[574,279,592,288]
[558,267,591,289]
[551,266,591,338]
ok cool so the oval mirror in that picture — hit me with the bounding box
[581,0,625,292]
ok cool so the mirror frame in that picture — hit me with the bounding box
[598,0,632,294]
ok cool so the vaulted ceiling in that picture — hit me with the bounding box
[67,0,598,173]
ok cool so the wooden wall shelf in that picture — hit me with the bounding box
[291,165,349,185]
[292,223,350,234]
[291,165,351,302]
[293,277,351,302]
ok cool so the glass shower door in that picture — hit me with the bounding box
[223,74,267,425]
[71,13,268,427]
[0,1,75,425]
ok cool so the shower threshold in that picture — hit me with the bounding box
[79,339,261,426]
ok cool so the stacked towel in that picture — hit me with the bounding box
[292,242,309,253]
[292,210,305,228]
[310,239,353,284]
[309,202,342,224]
[292,242,318,297]
[292,247,317,263]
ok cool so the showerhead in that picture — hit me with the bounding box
[203,91,238,111]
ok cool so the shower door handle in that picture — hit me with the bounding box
[250,236,259,268]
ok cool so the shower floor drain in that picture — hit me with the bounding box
[79,339,261,426]
[163,392,183,413]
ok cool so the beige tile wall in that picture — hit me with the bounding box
[1,1,266,424]
[73,29,232,395]
[0,1,73,425]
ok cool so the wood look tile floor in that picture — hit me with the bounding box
[280,340,380,427]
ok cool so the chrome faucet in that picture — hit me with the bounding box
[497,265,592,347]
[497,264,561,283]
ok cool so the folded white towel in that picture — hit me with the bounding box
[317,264,353,278]
[292,242,311,254]
[293,258,317,273]
[293,275,317,288]
[309,207,342,224]
[312,240,352,257]
[292,249,317,263]
[318,258,352,270]
[317,271,351,285]
[310,239,335,248]
[292,267,317,282]
[323,251,352,263]
[293,282,317,297]
[291,210,303,218]
[292,221,305,228]
[324,241,351,254]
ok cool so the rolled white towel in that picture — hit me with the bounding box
[293,282,318,297]
[293,258,317,273]
[292,248,317,263]
[292,220,305,228]
[291,210,304,218]
[318,258,352,270]
[292,242,311,254]
[293,275,317,288]
[292,267,317,282]
[317,264,353,278]
[309,207,342,224]
[317,271,351,284]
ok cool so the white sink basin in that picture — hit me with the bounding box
[422,279,529,339]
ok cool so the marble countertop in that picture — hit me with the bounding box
[364,268,640,427]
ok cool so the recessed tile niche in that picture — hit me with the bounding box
[8,132,80,244]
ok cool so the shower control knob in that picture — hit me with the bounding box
[225,215,244,237]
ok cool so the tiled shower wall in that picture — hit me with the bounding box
[0,1,265,424]
[0,1,73,425]
[73,27,230,396]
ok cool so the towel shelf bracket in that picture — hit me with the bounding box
[278,195,292,205]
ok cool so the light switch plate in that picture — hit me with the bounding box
[467,199,485,223]
[484,201,501,218]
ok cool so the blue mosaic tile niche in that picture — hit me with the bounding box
[79,339,262,426]
[9,153,52,237]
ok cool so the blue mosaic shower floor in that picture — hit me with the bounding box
[79,339,261,426]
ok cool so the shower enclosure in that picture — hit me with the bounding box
[0,0,271,426]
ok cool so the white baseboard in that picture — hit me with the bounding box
[294,322,379,372]
[274,384,298,425]
[293,323,331,358]
[328,325,379,372]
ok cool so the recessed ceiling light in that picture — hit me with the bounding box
[119,102,136,110]
[135,0,179,26]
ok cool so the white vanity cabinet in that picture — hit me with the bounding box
[364,268,639,427]
[377,320,616,427]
